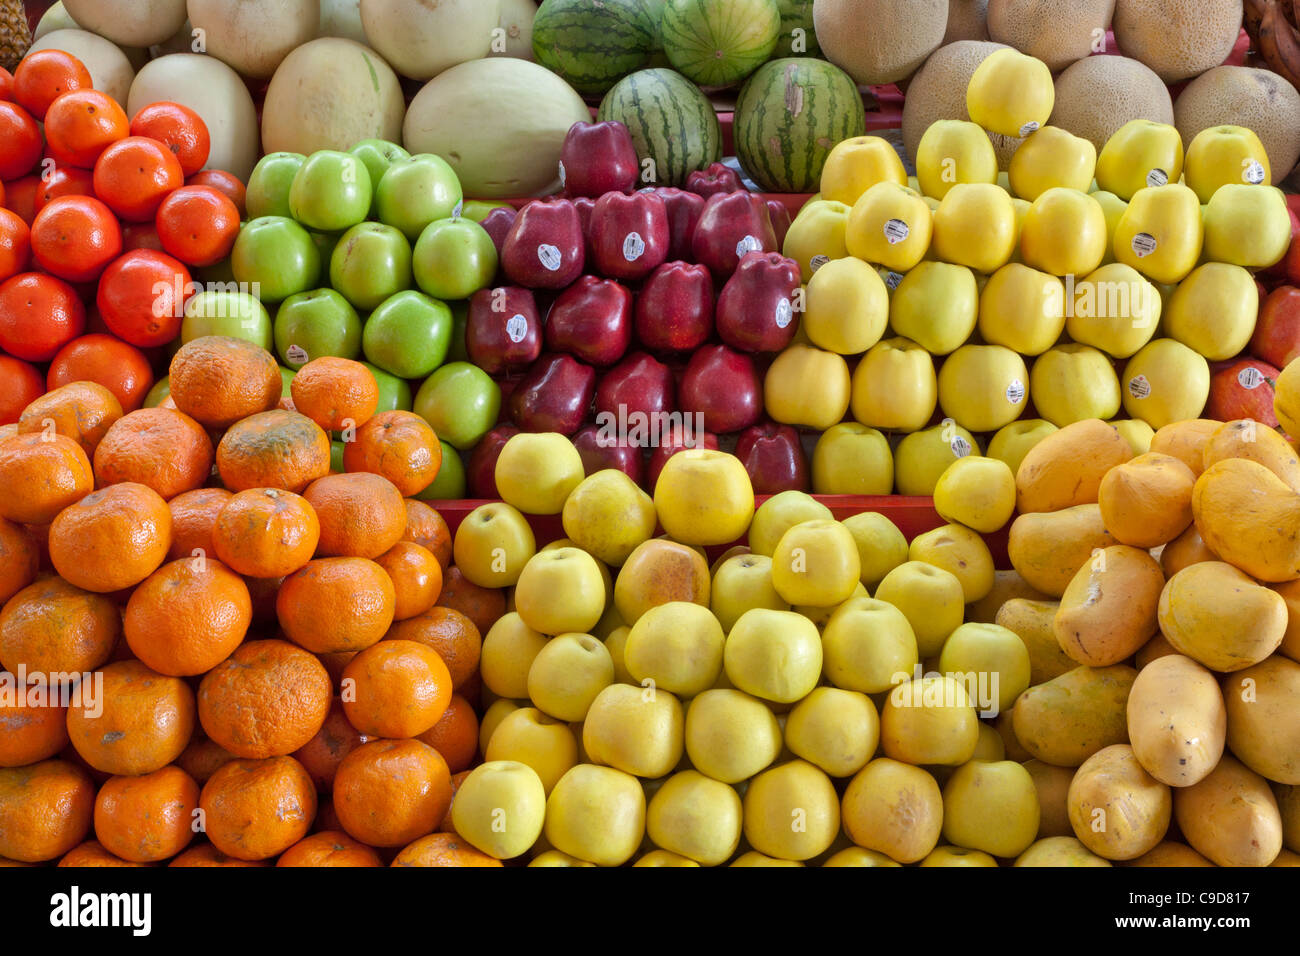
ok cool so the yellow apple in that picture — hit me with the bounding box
[582,682,684,778]
[803,256,889,354]
[893,421,981,496]
[782,199,851,282]
[1110,417,1154,455]
[561,469,657,566]
[986,418,1056,478]
[1164,262,1258,360]
[480,612,549,700]
[811,422,894,495]
[749,491,831,556]
[652,448,754,547]
[1091,189,1128,265]
[451,760,547,859]
[1095,120,1185,201]
[784,686,879,778]
[849,338,937,433]
[938,622,1031,715]
[710,553,789,633]
[1065,262,1161,358]
[932,455,1016,533]
[792,580,868,628]
[451,501,536,588]
[1019,187,1107,277]
[889,260,979,355]
[977,262,1066,356]
[840,511,909,589]
[820,135,908,206]
[484,706,579,794]
[623,601,725,698]
[513,546,606,635]
[845,181,932,272]
[479,697,522,755]
[646,770,743,866]
[915,119,998,199]
[743,759,840,861]
[544,764,645,866]
[1203,184,1291,268]
[920,846,999,867]
[879,675,980,765]
[770,518,862,607]
[613,538,710,624]
[930,182,1017,274]
[1113,182,1203,284]
[764,343,852,430]
[526,632,614,722]
[603,625,633,684]
[1121,338,1211,429]
[1009,126,1097,201]
[941,759,1040,857]
[1183,124,1270,204]
[841,757,943,863]
[683,688,783,784]
[822,596,919,694]
[910,522,995,603]
[874,561,965,657]
[824,847,904,867]
[495,431,584,515]
[1029,344,1122,426]
[966,47,1054,139]
[528,850,597,867]
[723,608,822,704]
[937,344,1030,433]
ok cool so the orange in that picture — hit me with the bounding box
[0,577,119,676]
[0,432,93,524]
[313,795,344,834]
[186,169,245,218]
[92,136,184,223]
[0,697,69,768]
[0,206,30,282]
[93,407,214,500]
[245,573,283,626]
[0,759,95,862]
[276,556,396,654]
[129,102,210,177]
[176,736,236,786]
[290,357,379,432]
[293,700,372,796]
[303,471,407,559]
[168,843,267,867]
[0,516,38,605]
[0,356,43,425]
[416,693,478,774]
[375,540,442,620]
[155,184,239,267]
[95,248,191,347]
[120,221,165,253]
[169,335,282,430]
[16,380,123,457]
[215,409,331,494]
[198,639,332,759]
[2,175,41,228]
[341,639,453,739]
[212,488,319,579]
[30,195,123,283]
[343,410,442,497]
[93,764,199,862]
[318,650,359,688]
[32,164,95,215]
[0,271,86,361]
[391,832,502,867]
[12,50,92,121]
[167,488,232,562]
[277,831,383,867]
[123,557,252,677]
[403,499,452,568]
[333,738,451,848]
[388,605,482,690]
[65,661,195,776]
[43,90,129,168]
[436,565,506,637]
[58,840,149,867]
[0,101,41,181]
[48,333,154,412]
[199,755,316,861]
[47,482,172,593]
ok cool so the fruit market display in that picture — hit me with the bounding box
[1,2,1300,873]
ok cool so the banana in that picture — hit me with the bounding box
[1246,0,1269,39]
[1260,0,1300,88]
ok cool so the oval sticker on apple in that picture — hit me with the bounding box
[1006,379,1025,405]
[451,199,463,220]
[1128,374,1152,400]
[736,234,764,257]
[1145,168,1168,188]
[506,314,528,343]
[775,298,793,329]
[809,254,829,272]
[1131,233,1157,258]
[1245,160,1266,185]
[1238,366,1265,389]
[623,232,646,262]
[537,243,563,271]
[286,344,309,366]
[1019,121,1040,138]
[883,219,909,245]
[950,436,972,458]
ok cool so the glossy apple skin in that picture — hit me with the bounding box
[649,187,705,262]
[1252,285,1300,369]
[686,162,744,199]
[573,423,645,486]
[634,260,714,353]
[691,190,778,277]
[572,196,597,264]
[735,421,810,494]
[766,200,792,248]
[560,121,640,198]
[508,352,597,435]
[677,344,762,434]
[479,206,517,261]
[501,199,585,289]
[646,428,719,491]
[544,274,633,367]
[589,191,670,281]
[715,251,802,353]
[594,350,676,426]
[1206,358,1279,427]
[466,424,520,498]
[466,285,542,374]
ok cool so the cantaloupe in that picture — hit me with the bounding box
[61,0,187,48]
[814,0,950,86]
[320,0,368,45]
[1049,54,1173,153]
[262,38,405,156]
[1175,66,1300,186]
[360,0,500,81]
[489,0,537,60]
[186,0,318,80]
[902,40,1021,169]
[987,0,1114,71]
[944,0,990,43]
[28,28,135,106]
[1112,0,1243,84]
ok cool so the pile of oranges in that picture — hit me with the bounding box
[0,49,246,426]
[0,340,507,867]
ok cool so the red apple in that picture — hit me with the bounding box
[466,285,542,374]
[715,251,802,353]
[589,191,669,281]
[686,162,743,198]
[1207,357,1279,427]
[466,424,519,498]
[501,198,585,289]
[1252,285,1300,369]
[646,427,719,490]
[635,260,714,353]
[573,423,645,485]
[544,275,633,367]
[479,206,517,261]
[766,199,792,248]
[677,344,762,434]
[508,352,597,435]
[594,350,676,426]
[572,195,597,264]
[735,421,810,494]
[691,190,777,277]
[649,187,705,261]
[560,121,640,198]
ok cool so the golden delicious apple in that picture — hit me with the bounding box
[937,344,1029,433]
[646,770,743,866]
[1019,187,1107,277]
[879,675,980,765]
[803,256,889,354]
[811,422,894,495]
[849,337,937,433]
[783,199,851,282]
[1163,262,1258,361]
[623,601,724,698]
[920,846,999,866]
[743,759,840,861]
[889,261,979,355]
[560,469,657,566]
[495,431,584,515]
[513,546,606,636]
[770,518,861,607]
[1113,182,1203,285]
[652,449,754,547]
[1121,338,1210,429]
[710,553,789,633]
[764,343,852,431]
[544,764,645,866]
[938,622,1031,715]
[451,760,547,860]
[1030,344,1122,426]
[840,511,908,589]
[1065,262,1160,358]
[987,418,1056,478]
[933,455,1016,533]
[941,759,1040,858]
[930,182,1017,274]
[910,522,996,603]
[723,608,822,704]
[582,682,684,778]
[893,422,981,496]
[1009,126,1096,200]
[915,119,998,199]
[820,135,908,206]
[451,501,535,588]
[683,688,782,784]
[784,686,880,778]
[977,262,1065,356]
[613,538,710,624]
[841,757,943,863]
[1203,184,1290,269]
[526,632,614,722]
[485,706,579,794]
[1183,124,1270,204]
[845,180,932,272]
[1095,120,1184,201]
[823,847,903,867]
[480,612,548,700]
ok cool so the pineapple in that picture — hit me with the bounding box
[1,0,32,72]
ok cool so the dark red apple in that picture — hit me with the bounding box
[635,260,714,353]
[766,200,792,248]
[715,251,802,353]
[508,352,597,435]
[1207,358,1279,427]
[1252,286,1300,370]
[691,190,778,277]
[479,206,517,261]
[735,422,810,494]
[686,162,744,199]
[466,286,542,374]
[501,198,585,289]
[594,351,675,427]
[677,344,762,434]
[544,275,633,367]
[589,191,669,281]
[573,423,645,485]
[572,195,597,263]
[646,427,719,491]
[465,424,520,498]
[650,187,705,261]
[560,120,640,198]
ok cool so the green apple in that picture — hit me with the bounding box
[414,440,465,500]
[278,366,295,398]
[274,288,362,369]
[412,218,497,301]
[461,200,512,223]
[362,361,413,413]
[447,300,470,364]
[350,138,410,214]
[144,377,170,408]
[330,439,345,473]
[363,290,452,380]
[414,361,501,450]
[288,149,372,233]
[312,230,340,268]
[329,222,412,311]
[376,155,463,242]
[181,291,273,351]
[231,216,321,304]
[246,152,305,220]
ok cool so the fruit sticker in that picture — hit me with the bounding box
[1145,168,1168,188]
[622,232,646,262]
[1131,233,1158,258]
[775,298,793,329]
[736,234,764,257]
[286,344,309,366]
[451,199,463,220]
[950,435,972,458]
[1019,121,1040,138]
[1128,374,1152,399]
[537,244,563,271]
[884,270,904,290]
[1244,160,1266,185]
[1238,366,1266,389]
[1006,379,1026,405]
[506,314,529,343]
[883,219,909,245]
[558,160,566,188]
[809,254,829,272]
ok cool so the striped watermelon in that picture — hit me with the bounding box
[734,58,866,193]
[773,0,821,58]
[597,68,722,187]
[532,0,658,96]
[661,0,781,89]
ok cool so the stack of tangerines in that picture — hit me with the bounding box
[0,340,508,867]
[0,49,246,427]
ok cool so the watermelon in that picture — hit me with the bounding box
[532,0,658,97]
[773,0,821,58]
[597,68,722,187]
[734,58,866,193]
[661,0,781,89]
